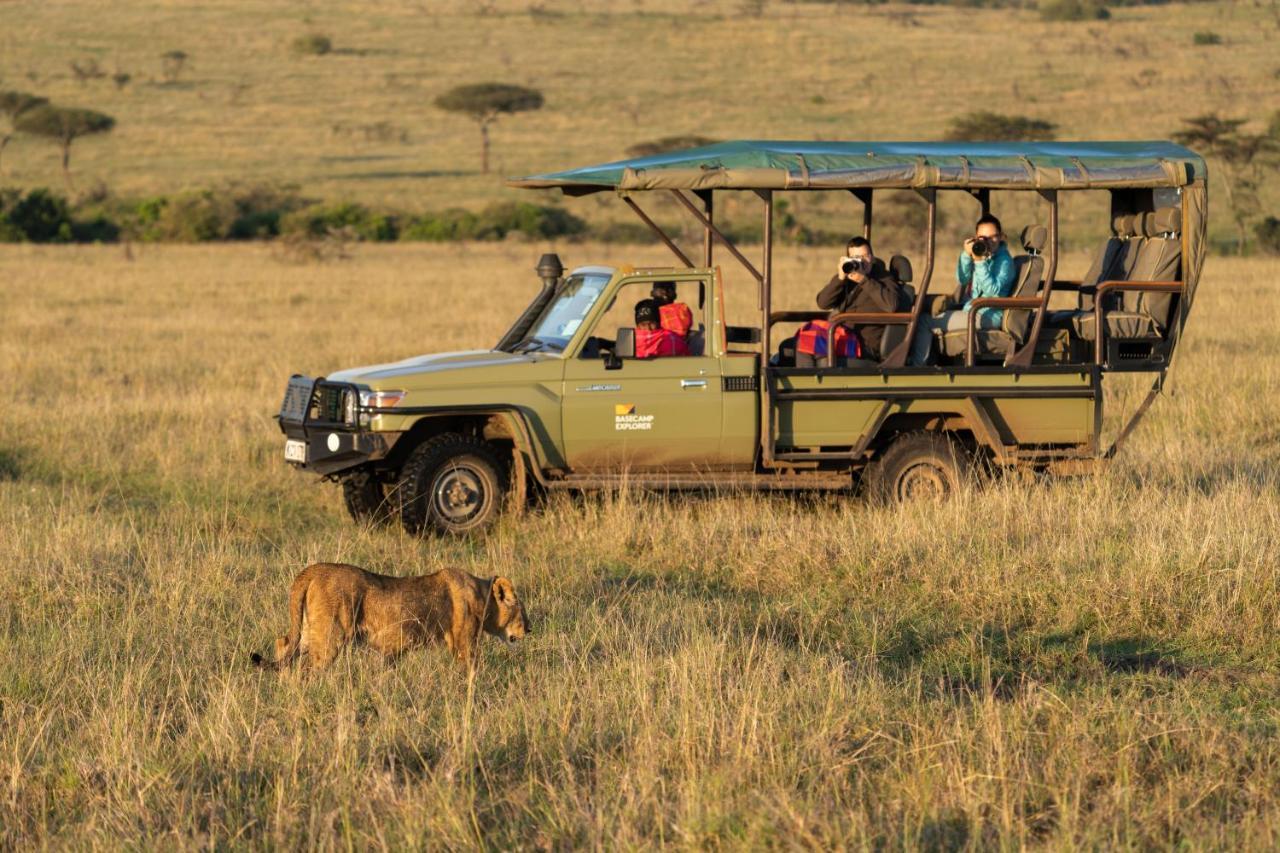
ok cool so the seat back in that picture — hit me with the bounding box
[1002,225,1047,342]
[687,327,705,356]
[1128,207,1182,330]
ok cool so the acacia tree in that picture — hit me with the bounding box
[434,83,543,174]
[0,91,48,172]
[1172,114,1280,253]
[14,105,115,191]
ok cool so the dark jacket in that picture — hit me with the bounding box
[815,259,906,358]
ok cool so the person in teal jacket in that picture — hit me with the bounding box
[909,214,1017,365]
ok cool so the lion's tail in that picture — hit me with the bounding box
[251,565,313,670]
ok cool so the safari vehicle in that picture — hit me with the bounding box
[276,140,1207,535]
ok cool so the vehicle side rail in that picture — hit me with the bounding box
[963,297,1042,367]
[1093,280,1184,364]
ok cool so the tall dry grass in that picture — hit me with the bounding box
[2,242,1280,846]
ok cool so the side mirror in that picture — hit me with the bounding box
[615,328,636,359]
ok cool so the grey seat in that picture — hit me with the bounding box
[938,225,1046,359]
[1050,207,1181,344]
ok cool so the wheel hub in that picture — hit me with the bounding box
[433,466,485,522]
[897,462,950,501]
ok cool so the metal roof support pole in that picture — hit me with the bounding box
[695,189,714,268]
[620,195,693,267]
[669,190,763,285]
[969,188,991,216]
[882,188,935,368]
[1008,189,1058,369]
[759,189,775,466]
[851,188,873,241]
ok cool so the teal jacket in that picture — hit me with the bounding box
[956,243,1017,325]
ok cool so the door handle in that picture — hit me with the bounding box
[681,379,707,389]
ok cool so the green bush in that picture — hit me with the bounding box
[1193,31,1222,46]
[0,187,72,242]
[1039,0,1110,21]
[291,33,333,56]
[1256,217,1280,255]
[401,202,585,242]
[282,202,397,241]
[945,111,1057,141]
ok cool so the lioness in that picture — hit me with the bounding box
[250,563,530,671]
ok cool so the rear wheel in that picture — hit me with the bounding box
[864,431,973,503]
[398,433,508,536]
[340,470,394,525]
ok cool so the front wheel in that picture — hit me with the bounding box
[863,432,975,503]
[340,470,394,526]
[397,433,508,536]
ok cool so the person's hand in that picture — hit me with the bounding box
[963,237,978,260]
[847,269,867,284]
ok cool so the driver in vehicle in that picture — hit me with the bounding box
[634,299,689,358]
[651,281,693,339]
[813,236,905,361]
[909,214,1016,365]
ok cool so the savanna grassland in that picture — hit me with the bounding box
[3,241,1280,848]
[1,0,1278,245]
[5,0,1280,848]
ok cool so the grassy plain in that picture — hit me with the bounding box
[3,242,1280,847]
[1,0,1278,245]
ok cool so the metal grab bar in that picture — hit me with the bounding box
[1093,280,1184,364]
[963,297,1042,367]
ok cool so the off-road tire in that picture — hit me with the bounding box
[863,431,973,504]
[340,470,394,526]
[397,433,508,536]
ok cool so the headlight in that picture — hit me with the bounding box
[359,390,407,409]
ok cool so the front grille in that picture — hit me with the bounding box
[312,383,351,424]
[279,375,315,424]
[723,375,759,392]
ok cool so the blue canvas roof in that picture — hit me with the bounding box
[509,140,1206,192]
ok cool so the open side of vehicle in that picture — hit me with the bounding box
[277,140,1208,534]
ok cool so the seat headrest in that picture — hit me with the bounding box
[1111,213,1127,236]
[1153,206,1180,235]
[1140,211,1158,238]
[888,254,913,284]
[1020,224,1047,254]
[1121,214,1142,238]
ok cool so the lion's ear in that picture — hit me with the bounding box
[492,577,513,604]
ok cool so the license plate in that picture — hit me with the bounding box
[284,439,307,463]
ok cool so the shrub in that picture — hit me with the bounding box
[1256,217,1280,255]
[945,111,1057,141]
[148,190,239,241]
[1193,31,1222,46]
[291,34,333,56]
[401,202,585,242]
[625,136,720,158]
[281,202,397,241]
[0,187,72,242]
[400,208,481,241]
[1039,0,1110,21]
[591,221,657,244]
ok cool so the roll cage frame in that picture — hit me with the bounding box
[509,141,1205,469]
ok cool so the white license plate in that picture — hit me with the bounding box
[284,439,307,463]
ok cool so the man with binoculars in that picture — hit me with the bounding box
[812,236,906,362]
[908,214,1016,366]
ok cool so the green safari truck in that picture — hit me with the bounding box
[276,140,1207,535]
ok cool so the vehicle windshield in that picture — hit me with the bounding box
[511,272,611,353]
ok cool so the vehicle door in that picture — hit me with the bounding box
[561,276,724,472]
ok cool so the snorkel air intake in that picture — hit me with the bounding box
[497,253,564,351]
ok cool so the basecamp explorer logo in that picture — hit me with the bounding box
[614,403,655,431]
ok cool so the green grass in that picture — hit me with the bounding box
[3,243,1280,845]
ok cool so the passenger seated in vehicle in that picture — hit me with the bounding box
[812,236,906,361]
[650,281,693,339]
[634,299,689,358]
[909,214,1017,366]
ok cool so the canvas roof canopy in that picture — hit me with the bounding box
[508,140,1206,193]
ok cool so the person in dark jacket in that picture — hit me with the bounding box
[815,236,905,360]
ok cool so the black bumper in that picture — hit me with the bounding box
[276,376,401,477]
